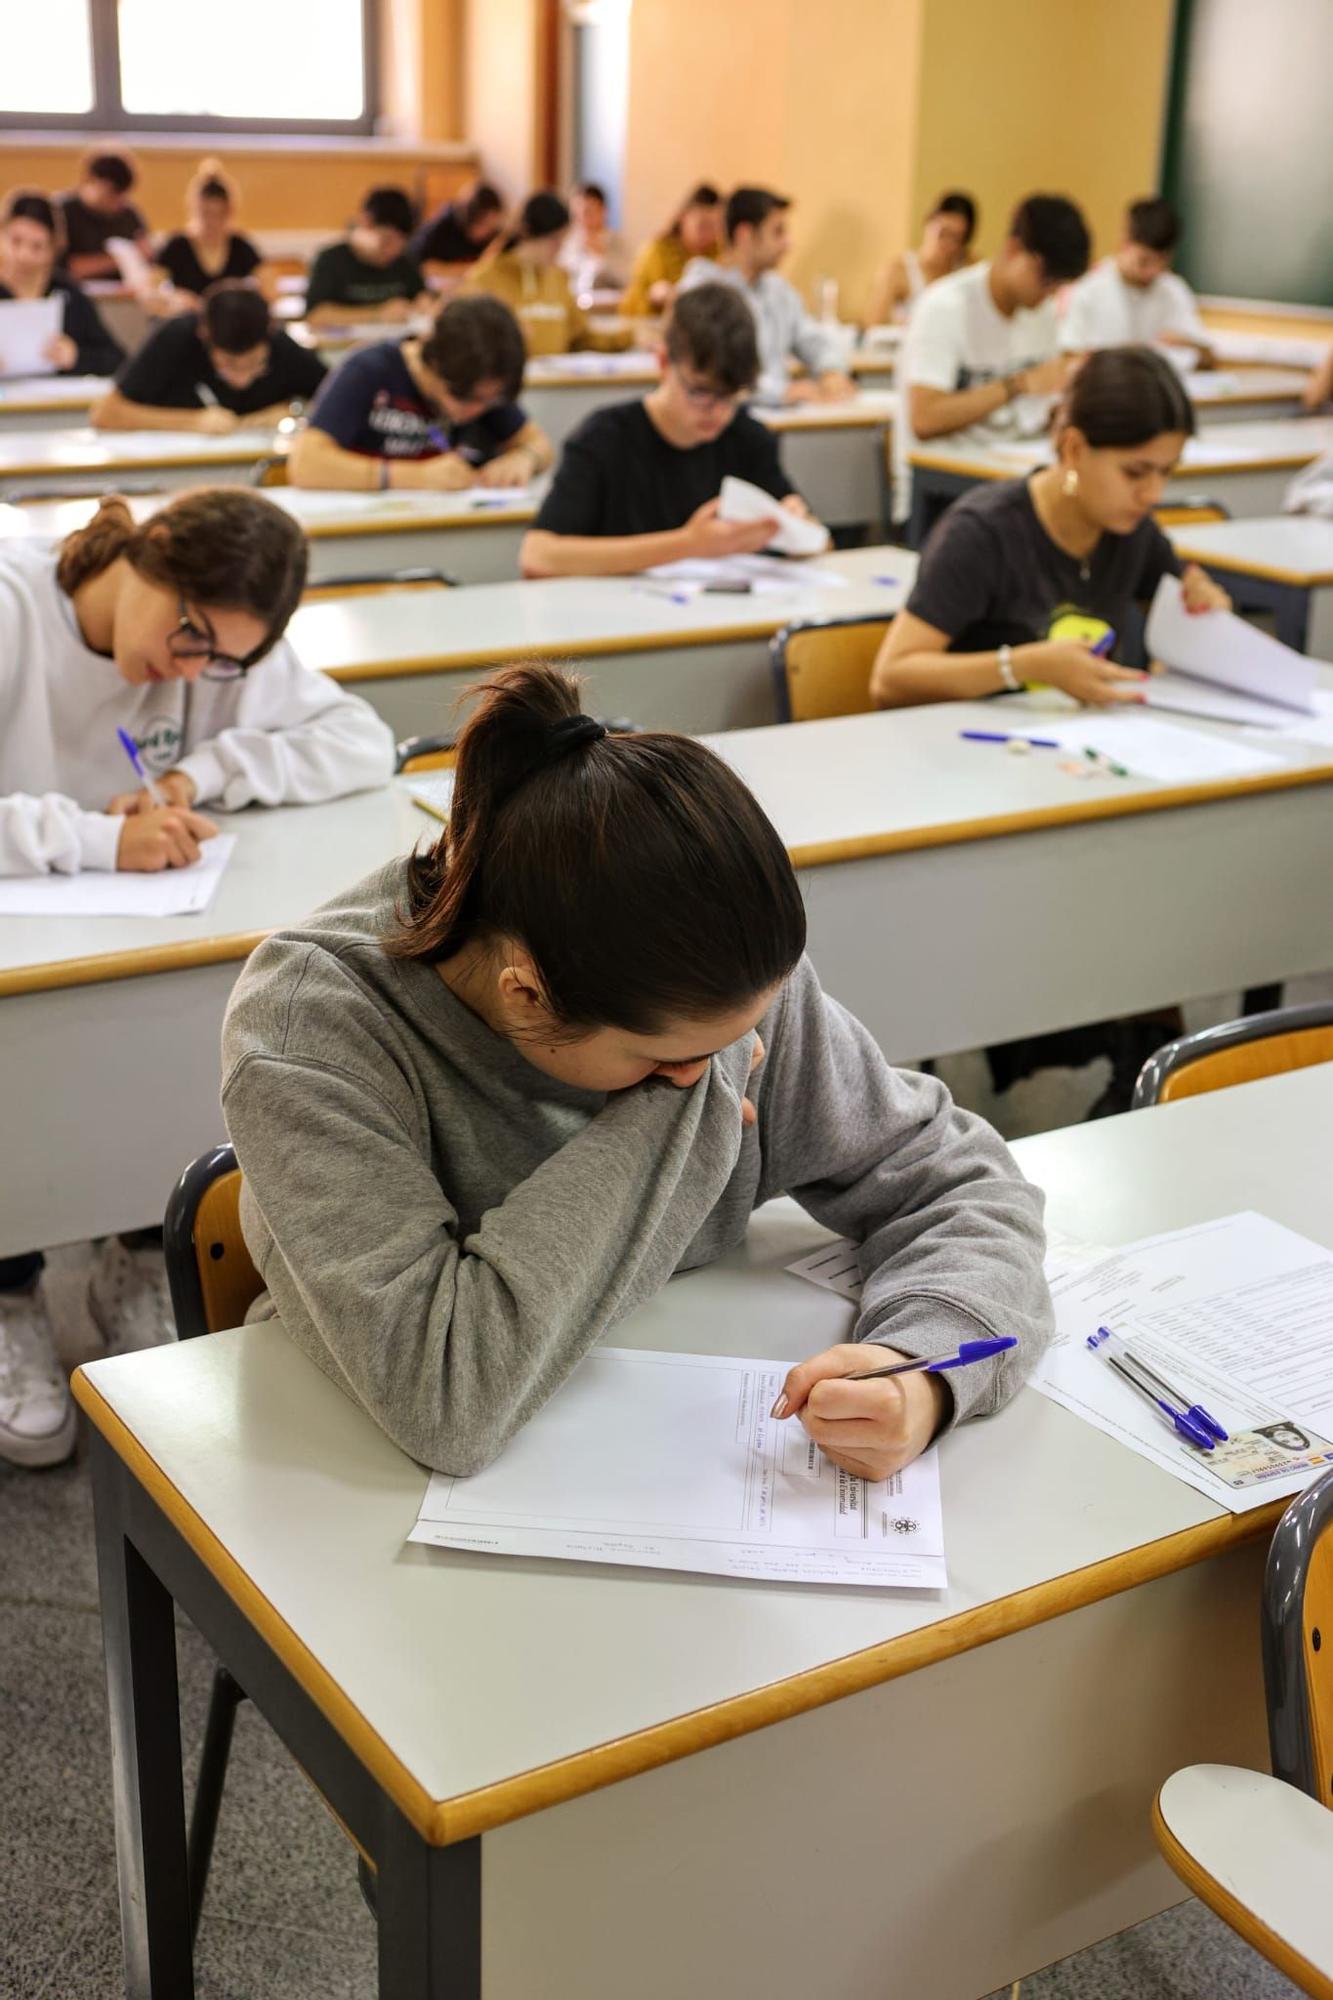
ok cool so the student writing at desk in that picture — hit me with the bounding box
[304,188,429,330]
[895,193,1089,523]
[0,490,393,1466]
[679,186,854,406]
[289,295,552,491]
[90,282,327,432]
[0,191,123,378]
[154,157,267,311]
[520,284,824,577]
[221,660,1052,1479]
[56,151,150,285]
[411,180,505,291]
[861,190,977,329]
[1061,198,1214,366]
[461,192,632,357]
[620,182,723,319]
[557,181,630,295]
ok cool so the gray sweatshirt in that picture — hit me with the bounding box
[221,858,1052,1475]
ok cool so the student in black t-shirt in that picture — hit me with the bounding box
[521,284,825,578]
[290,295,552,492]
[155,158,265,309]
[870,346,1231,708]
[0,192,124,377]
[57,153,150,284]
[304,189,428,329]
[91,282,326,432]
[412,181,505,284]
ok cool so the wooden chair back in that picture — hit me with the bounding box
[770,617,891,723]
[164,1146,263,1340]
[1134,1003,1333,1108]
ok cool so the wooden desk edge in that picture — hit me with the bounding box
[8,759,1333,996]
[0,446,279,478]
[73,1365,1280,1850]
[909,447,1323,479]
[322,621,795,683]
[299,505,536,539]
[1169,544,1333,589]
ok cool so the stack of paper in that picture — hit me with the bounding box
[410,1345,947,1589]
[1033,1212,1333,1513]
[1143,573,1320,726]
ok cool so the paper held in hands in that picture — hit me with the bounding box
[718,475,831,556]
[1143,572,1320,726]
[409,1346,947,1589]
[0,296,63,379]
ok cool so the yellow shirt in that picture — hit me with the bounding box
[620,236,719,319]
[461,250,630,357]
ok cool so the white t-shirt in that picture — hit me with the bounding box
[895,261,1059,521]
[1060,259,1207,352]
[0,540,394,874]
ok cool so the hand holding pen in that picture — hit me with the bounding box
[770,1335,1017,1484]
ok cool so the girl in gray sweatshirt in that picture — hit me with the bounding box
[222,662,1053,1480]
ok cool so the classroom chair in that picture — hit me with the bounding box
[1132,999,1333,1107]
[769,615,891,723]
[1152,1465,1333,1997]
[1152,497,1230,529]
[396,715,645,775]
[302,565,460,600]
[249,456,289,488]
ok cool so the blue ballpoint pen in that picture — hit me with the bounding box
[1087,1327,1224,1450]
[1089,1325,1228,1442]
[959,729,1060,749]
[115,726,165,807]
[850,1335,1018,1382]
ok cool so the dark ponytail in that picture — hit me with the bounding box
[386,663,807,1034]
[1057,345,1195,449]
[56,489,307,663]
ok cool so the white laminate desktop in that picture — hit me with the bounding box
[1188,366,1311,423]
[758,389,897,530]
[0,424,284,497]
[0,375,113,432]
[287,544,914,736]
[0,485,539,586]
[76,1066,1333,1998]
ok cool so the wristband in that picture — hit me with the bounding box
[997,644,1021,693]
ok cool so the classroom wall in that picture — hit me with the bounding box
[460,0,545,202]
[910,0,1175,266]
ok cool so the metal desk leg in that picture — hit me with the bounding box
[90,1434,195,1999]
[1272,582,1310,655]
[375,1810,481,2000]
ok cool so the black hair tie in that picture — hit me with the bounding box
[543,714,607,762]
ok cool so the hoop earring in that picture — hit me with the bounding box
[1062,468,1079,498]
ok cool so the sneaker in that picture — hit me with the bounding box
[87,1238,177,1355]
[0,1285,77,1468]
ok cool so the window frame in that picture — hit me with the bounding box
[2,0,379,135]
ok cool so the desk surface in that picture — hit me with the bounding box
[703,691,1333,868]
[1187,367,1312,408]
[73,1064,1330,1845]
[759,389,897,432]
[0,373,112,413]
[0,784,420,999]
[910,414,1333,482]
[0,424,283,480]
[0,483,540,548]
[1168,513,1333,586]
[287,544,912,682]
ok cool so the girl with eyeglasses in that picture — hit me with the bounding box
[0,486,393,880]
[0,485,394,1471]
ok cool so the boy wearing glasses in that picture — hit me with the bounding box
[290,295,553,492]
[520,284,822,578]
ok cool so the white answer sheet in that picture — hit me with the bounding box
[399,770,455,823]
[410,1346,947,1588]
[0,833,235,917]
[1032,1212,1333,1513]
[0,296,63,379]
[638,553,849,600]
[1037,713,1281,783]
[718,475,831,556]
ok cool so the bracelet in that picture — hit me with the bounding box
[997,644,1021,693]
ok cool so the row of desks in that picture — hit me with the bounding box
[6,681,1332,1256]
[75,1063,1328,1997]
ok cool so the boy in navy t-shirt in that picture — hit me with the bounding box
[290,296,553,492]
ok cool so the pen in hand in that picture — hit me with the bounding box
[115,726,166,808]
[848,1335,1018,1382]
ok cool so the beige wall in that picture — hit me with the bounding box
[911,0,1175,264]
[460,0,543,202]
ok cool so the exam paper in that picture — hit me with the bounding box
[0,296,63,379]
[0,834,235,917]
[1146,574,1317,716]
[410,1346,947,1588]
[1242,690,1333,747]
[718,476,831,556]
[1031,1212,1333,1513]
[1038,713,1281,782]
[399,770,455,823]
[639,553,849,599]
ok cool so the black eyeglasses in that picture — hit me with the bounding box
[169,596,248,682]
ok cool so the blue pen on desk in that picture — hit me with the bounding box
[960,729,1060,749]
[115,727,165,807]
[1087,1325,1226,1450]
[849,1335,1018,1382]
